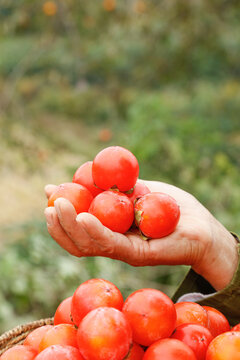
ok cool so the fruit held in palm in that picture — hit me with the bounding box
[72,161,103,198]
[134,192,180,238]
[92,146,139,192]
[88,190,134,233]
[48,183,93,214]
[127,181,151,204]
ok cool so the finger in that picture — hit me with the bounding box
[54,198,87,242]
[44,206,83,257]
[54,203,126,258]
[54,198,137,260]
[45,184,58,199]
[76,214,192,266]
[76,212,144,261]
[143,180,194,205]
[76,212,120,254]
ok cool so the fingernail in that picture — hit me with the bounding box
[54,198,62,216]
[45,208,54,226]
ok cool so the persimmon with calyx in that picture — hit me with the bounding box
[134,192,180,239]
[127,181,150,204]
[48,183,93,214]
[92,146,139,192]
[88,190,134,233]
[71,278,124,327]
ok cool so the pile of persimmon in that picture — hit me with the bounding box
[47,146,180,239]
[2,278,239,360]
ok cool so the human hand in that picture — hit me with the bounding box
[44,181,238,291]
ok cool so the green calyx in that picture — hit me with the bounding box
[134,210,149,240]
[134,209,142,226]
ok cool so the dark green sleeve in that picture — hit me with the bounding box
[172,235,240,326]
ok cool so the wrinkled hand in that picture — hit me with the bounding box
[44,181,238,291]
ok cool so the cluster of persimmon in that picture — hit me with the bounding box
[47,146,180,239]
[2,278,240,360]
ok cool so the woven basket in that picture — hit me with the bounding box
[0,318,54,356]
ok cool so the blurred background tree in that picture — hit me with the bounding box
[0,0,239,332]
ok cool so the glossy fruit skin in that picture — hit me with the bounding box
[203,306,230,337]
[48,183,93,214]
[54,297,73,326]
[77,307,132,360]
[122,288,176,346]
[88,190,134,233]
[127,181,151,204]
[134,192,180,238]
[35,345,84,360]
[71,278,124,327]
[125,342,145,360]
[143,338,197,360]
[1,345,37,360]
[39,324,78,352]
[175,302,208,328]
[171,323,213,360]
[206,331,240,360]
[23,325,53,352]
[72,161,103,198]
[92,146,139,192]
[232,323,240,331]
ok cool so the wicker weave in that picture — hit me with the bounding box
[0,317,54,355]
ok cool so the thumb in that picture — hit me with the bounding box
[76,213,138,261]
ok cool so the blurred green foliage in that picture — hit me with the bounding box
[125,83,240,231]
[0,0,239,332]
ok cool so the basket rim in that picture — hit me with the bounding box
[0,317,54,355]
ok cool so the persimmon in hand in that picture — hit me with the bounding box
[135,192,180,238]
[48,183,93,214]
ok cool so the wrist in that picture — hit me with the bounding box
[194,216,239,291]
